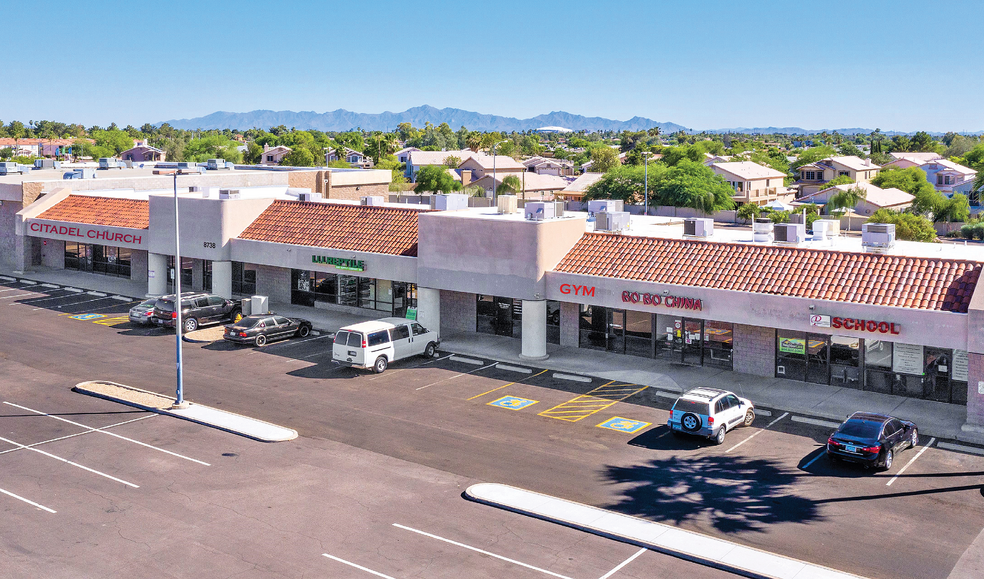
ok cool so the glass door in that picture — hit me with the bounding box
[682,319,703,365]
[777,330,807,381]
[923,348,952,403]
[608,310,625,354]
[805,333,830,384]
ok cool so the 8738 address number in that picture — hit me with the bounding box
[203,241,216,249]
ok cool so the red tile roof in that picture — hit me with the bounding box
[36,195,149,229]
[554,233,981,313]
[238,200,428,256]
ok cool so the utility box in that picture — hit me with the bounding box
[360,196,385,206]
[862,223,896,250]
[430,193,469,211]
[595,211,630,232]
[250,295,269,315]
[814,219,840,237]
[525,201,555,220]
[497,194,518,214]
[753,218,773,243]
[683,217,714,238]
[241,298,252,316]
[588,199,624,215]
[774,222,807,244]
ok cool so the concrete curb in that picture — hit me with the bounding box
[465,483,866,579]
[73,380,298,442]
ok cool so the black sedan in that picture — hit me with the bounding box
[826,412,918,470]
[223,314,312,346]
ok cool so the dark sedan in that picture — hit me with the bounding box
[826,412,918,470]
[223,314,312,346]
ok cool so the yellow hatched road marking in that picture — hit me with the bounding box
[93,316,131,326]
[467,369,549,401]
[538,382,648,422]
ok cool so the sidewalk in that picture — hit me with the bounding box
[6,267,982,447]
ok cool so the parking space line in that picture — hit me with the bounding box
[725,412,789,453]
[467,369,549,401]
[0,487,56,514]
[393,523,574,579]
[256,334,331,351]
[801,450,826,470]
[420,353,454,366]
[0,415,156,456]
[16,290,72,303]
[538,382,647,423]
[3,402,210,466]
[0,293,43,300]
[321,554,396,578]
[0,434,139,488]
[53,296,116,310]
[598,547,647,579]
[72,300,139,313]
[791,416,842,429]
[887,437,936,487]
[416,363,497,390]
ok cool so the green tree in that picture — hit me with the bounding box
[243,142,263,164]
[183,135,243,162]
[823,175,855,189]
[0,147,13,160]
[280,148,315,167]
[442,155,461,168]
[654,160,735,214]
[871,166,941,215]
[934,194,970,228]
[910,131,935,151]
[498,175,522,195]
[867,209,938,242]
[890,135,912,152]
[414,164,461,194]
[736,203,761,224]
[789,145,837,172]
[838,142,864,157]
[590,146,620,172]
[92,128,136,155]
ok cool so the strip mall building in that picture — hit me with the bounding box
[11,183,984,433]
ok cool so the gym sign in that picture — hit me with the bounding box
[311,255,365,272]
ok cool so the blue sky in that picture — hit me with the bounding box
[3,0,982,132]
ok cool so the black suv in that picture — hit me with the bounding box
[153,292,243,332]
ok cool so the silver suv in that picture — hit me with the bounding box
[667,388,755,445]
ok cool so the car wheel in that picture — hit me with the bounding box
[550,311,560,325]
[910,428,919,450]
[183,318,198,332]
[255,334,267,347]
[424,342,437,358]
[297,325,311,338]
[681,413,701,432]
[743,409,755,427]
[882,449,894,471]
[714,427,727,445]
[231,309,243,323]
[373,356,388,374]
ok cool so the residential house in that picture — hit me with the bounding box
[709,161,787,206]
[260,144,292,166]
[797,181,914,217]
[394,147,421,164]
[918,159,977,195]
[703,153,732,166]
[581,150,627,172]
[456,154,525,181]
[557,172,604,201]
[468,171,568,200]
[406,149,476,181]
[523,156,575,176]
[120,140,166,162]
[884,151,943,169]
[327,147,372,169]
[0,138,96,158]
[794,156,880,197]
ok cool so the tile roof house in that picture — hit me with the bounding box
[120,140,166,163]
[457,154,526,180]
[794,156,880,198]
[260,145,292,166]
[919,159,978,195]
[553,233,981,312]
[0,138,91,158]
[558,172,605,201]
[406,149,476,181]
[885,152,943,169]
[798,181,914,216]
[327,147,372,169]
[35,194,150,229]
[467,172,568,200]
[394,147,421,164]
[237,200,429,256]
[709,161,787,207]
[523,156,575,176]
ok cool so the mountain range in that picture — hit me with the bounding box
[161,106,977,135]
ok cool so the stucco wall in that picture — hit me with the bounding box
[560,301,580,347]
[254,264,291,304]
[148,195,275,261]
[966,353,984,426]
[733,323,776,377]
[0,201,23,269]
[130,250,149,283]
[440,290,476,334]
[327,183,389,201]
[40,238,65,268]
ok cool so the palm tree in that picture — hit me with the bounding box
[828,185,867,232]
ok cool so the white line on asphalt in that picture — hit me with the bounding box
[86,291,107,297]
[69,299,138,312]
[3,402,210,466]
[0,293,42,300]
[16,290,73,303]
[449,355,484,365]
[801,450,827,470]
[598,548,647,579]
[110,295,131,302]
[791,416,842,429]
[64,287,83,293]
[259,334,331,351]
[0,415,156,456]
[55,296,114,309]
[653,390,680,399]
[0,487,56,514]
[321,554,396,578]
[393,523,574,579]
[19,280,37,285]
[887,437,936,487]
[419,353,454,365]
[416,363,498,390]
[0,287,27,293]
[725,412,789,453]
[755,408,772,417]
[937,441,984,456]
[496,363,533,374]
[0,434,139,488]
[0,275,15,282]
[40,283,60,289]
[553,372,593,383]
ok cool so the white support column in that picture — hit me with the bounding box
[147,252,168,297]
[211,261,233,299]
[417,287,441,338]
[520,299,549,361]
[12,235,32,274]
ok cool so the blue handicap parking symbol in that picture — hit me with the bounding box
[488,396,538,411]
[597,417,650,434]
[70,313,106,321]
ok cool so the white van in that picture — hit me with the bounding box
[332,317,440,373]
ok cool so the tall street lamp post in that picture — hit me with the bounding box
[643,150,651,216]
[491,140,508,204]
[159,169,191,409]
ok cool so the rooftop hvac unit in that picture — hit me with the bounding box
[774,222,807,244]
[683,217,714,238]
[862,223,895,250]
[218,189,241,200]
[812,220,832,240]
[360,195,384,206]
[206,158,231,170]
[33,159,61,170]
[554,201,565,217]
[497,194,518,214]
[595,210,630,232]
[752,218,773,242]
[525,201,556,221]
[0,162,26,175]
[814,219,840,237]
[588,199,624,215]
[430,193,469,211]
[300,192,324,202]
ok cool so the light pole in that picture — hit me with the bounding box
[160,169,190,409]
[643,150,650,216]
[491,139,508,204]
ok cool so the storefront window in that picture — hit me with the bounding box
[703,321,733,370]
[65,243,129,278]
[477,295,520,338]
[655,314,682,359]
[546,300,561,345]
[232,262,256,296]
[830,336,861,388]
[392,282,416,318]
[624,310,653,358]
[682,319,703,365]
[579,305,609,350]
[777,330,808,381]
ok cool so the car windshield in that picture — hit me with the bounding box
[237,317,263,328]
[673,399,709,415]
[138,299,156,307]
[837,419,882,439]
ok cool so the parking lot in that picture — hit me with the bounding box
[2,278,984,578]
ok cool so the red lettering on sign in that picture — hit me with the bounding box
[561,284,571,294]
[878,321,889,333]
[891,323,900,335]
[831,317,843,329]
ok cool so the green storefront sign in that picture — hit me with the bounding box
[405,307,417,321]
[312,255,365,272]
[779,337,806,355]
